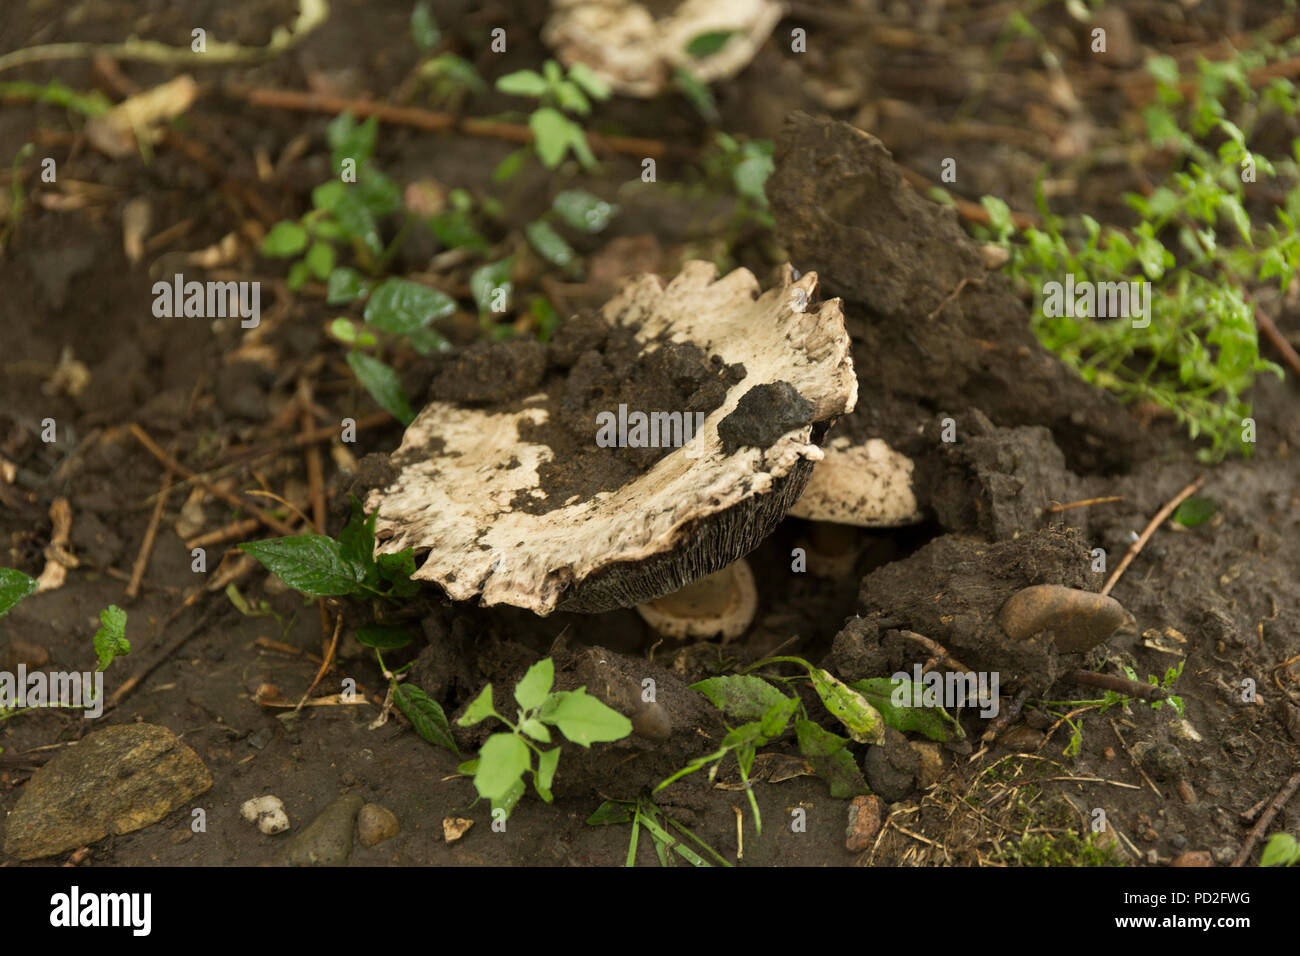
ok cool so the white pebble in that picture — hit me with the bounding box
[240,795,290,835]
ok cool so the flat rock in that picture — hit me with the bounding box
[3,723,212,861]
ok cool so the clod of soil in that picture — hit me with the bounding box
[368,261,856,614]
[835,527,1124,693]
[769,112,1146,474]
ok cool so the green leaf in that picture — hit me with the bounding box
[305,240,335,281]
[760,695,800,739]
[567,62,611,101]
[541,689,633,746]
[552,189,618,233]
[529,107,591,168]
[346,351,414,425]
[261,221,308,257]
[673,68,718,123]
[406,327,449,355]
[375,547,417,593]
[519,718,552,744]
[525,219,575,267]
[691,674,792,721]
[686,30,735,58]
[808,666,884,744]
[493,148,528,183]
[530,296,562,343]
[587,799,634,825]
[534,746,560,801]
[0,568,38,617]
[326,267,369,305]
[851,677,961,743]
[496,70,548,98]
[514,657,555,711]
[459,684,495,726]
[92,605,129,672]
[491,776,527,817]
[428,209,488,252]
[795,719,866,799]
[1260,832,1300,867]
[358,168,401,216]
[355,624,413,650]
[336,496,376,573]
[312,180,347,213]
[287,260,311,292]
[1173,496,1217,527]
[734,153,774,208]
[328,113,379,172]
[474,732,531,801]
[239,536,363,596]
[395,683,458,754]
[554,80,591,116]
[410,1,440,52]
[332,190,383,256]
[364,277,456,334]
[470,258,514,315]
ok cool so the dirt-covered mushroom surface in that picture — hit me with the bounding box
[367,261,856,614]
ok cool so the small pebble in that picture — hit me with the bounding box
[1170,850,1213,867]
[845,795,881,852]
[357,803,399,847]
[443,817,474,843]
[240,795,290,835]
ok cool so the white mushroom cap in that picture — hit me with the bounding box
[543,0,784,97]
[788,437,922,527]
[636,559,756,640]
[368,262,856,615]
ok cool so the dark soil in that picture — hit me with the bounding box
[1,0,1297,870]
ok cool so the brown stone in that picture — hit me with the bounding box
[3,723,211,860]
[845,794,881,852]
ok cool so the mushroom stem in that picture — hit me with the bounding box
[635,558,757,641]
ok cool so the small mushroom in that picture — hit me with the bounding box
[996,584,1128,654]
[636,558,756,640]
[788,437,922,576]
[543,0,784,98]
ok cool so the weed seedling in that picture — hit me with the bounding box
[457,657,632,817]
[0,569,129,733]
[588,796,731,867]
[494,59,611,170]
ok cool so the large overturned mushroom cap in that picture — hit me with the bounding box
[543,0,784,97]
[367,261,856,615]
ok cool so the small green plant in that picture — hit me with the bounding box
[0,569,129,730]
[978,46,1300,461]
[238,501,457,750]
[1000,828,1126,867]
[494,59,611,170]
[456,657,632,817]
[658,657,960,833]
[702,133,775,230]
[239,495,418,601]
[1038,661,1185,758]
[407,4,486,108]
[261,112,404,289]
[588,796,731,867]
[1260,832,1300,866]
